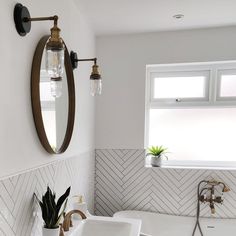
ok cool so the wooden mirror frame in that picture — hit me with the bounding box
[31,35,75,154]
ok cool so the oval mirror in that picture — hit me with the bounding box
[31,35,75,154]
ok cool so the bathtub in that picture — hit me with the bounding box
[113,210,236,236]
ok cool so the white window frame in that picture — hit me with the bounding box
[216,69,236,102]
[145,61,236,170]
[150,70,210,104]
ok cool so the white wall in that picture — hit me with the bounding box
[96,26,236,149]
[0,0,95,178]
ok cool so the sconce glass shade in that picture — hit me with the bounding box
[46,21,65,79]
[50,77,62,98]
[90,79,102,96]
[90,64,102,96]
[46,48,64,78]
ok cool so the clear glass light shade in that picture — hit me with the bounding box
[90,79,102,96]
[46,49,64,78]
[50,79,62,98]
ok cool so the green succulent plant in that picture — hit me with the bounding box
[146,146,168,159]
[38,186,71,229]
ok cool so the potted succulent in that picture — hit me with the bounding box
[38,186,71,236]
[146,146,168,167]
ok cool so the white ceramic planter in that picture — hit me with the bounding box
[150,155,162,167]
[42,227,60,236]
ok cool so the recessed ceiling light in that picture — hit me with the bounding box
[173,14,184,19]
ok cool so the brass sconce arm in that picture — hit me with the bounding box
[14,3,61,37]
[14,3,64,57]
[70,51,97,69]
[70,51,101,81]
[24,15,58,24]
[76,58,97,63]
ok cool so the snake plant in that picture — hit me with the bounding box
[39,186,71,229]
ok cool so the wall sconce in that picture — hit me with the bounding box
[14,3,65,98]
[70,51,102,96]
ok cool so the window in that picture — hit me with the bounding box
[151,71,209,101]
[217,69,236,100]
[145,61,236,169]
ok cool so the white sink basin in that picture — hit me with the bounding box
[65,216,141,236]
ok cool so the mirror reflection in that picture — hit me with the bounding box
[39,46,68,153]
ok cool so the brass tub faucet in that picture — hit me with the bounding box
[199,180,230,214]
[192,180,230,236]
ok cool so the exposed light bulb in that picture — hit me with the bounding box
[90,79,102,96]
[50,77,62,98]
[46,48,64,78]
[90,64,102,96]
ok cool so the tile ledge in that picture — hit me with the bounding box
[145,164,236,170]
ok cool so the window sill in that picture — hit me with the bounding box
[145,161,236,170]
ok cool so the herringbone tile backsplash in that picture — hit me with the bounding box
[1,149,236,236]
[0,152,95,236]
[95,149,236,219]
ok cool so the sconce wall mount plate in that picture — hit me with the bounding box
[70,51,79,70]
[14,3,31,36]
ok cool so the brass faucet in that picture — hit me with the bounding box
[199,180,230,214]
[192,180,230,236]
[59,209,87,235]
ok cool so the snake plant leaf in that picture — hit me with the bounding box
[42,195,50,224]
[48,195,57,227]
[39,200,48,226]
[56,198,68,226]
[44,188,56,227]
[56,186,71,216]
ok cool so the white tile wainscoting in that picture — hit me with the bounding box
[95,149,236,218]
[1,149,236,236]
[0,151,95,236]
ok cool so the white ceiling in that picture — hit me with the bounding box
[76,0,236,35]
